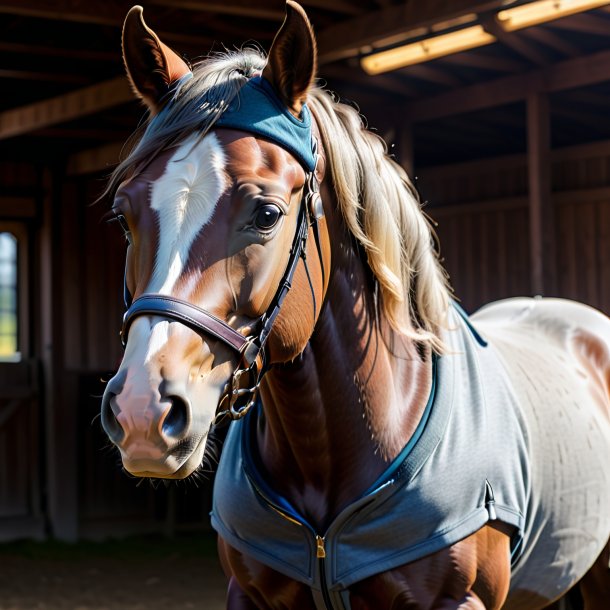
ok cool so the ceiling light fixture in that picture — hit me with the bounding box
[361,25,496,75]
[496,0,610,31]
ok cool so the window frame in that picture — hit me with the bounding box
[0,221,29,362]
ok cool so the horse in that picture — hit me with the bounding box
[100,3,610,608]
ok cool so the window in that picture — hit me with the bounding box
[0,230,21,361]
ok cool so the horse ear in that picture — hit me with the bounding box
[122,5,191,114]
[263,1,317,116]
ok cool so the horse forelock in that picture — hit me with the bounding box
[107,47,451,352]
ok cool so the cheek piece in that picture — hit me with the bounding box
[119,76,326,425]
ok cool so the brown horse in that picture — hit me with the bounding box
[101,3,610,608]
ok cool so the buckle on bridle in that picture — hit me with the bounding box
[213,337,263,425]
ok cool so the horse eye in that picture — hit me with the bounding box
[254,204,282,231]
[113,213,132,244]
[116,214,130,234]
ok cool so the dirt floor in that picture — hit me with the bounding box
[0,534,227,610]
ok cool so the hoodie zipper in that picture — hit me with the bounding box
[316,535,334,610]
[246,471,335,609]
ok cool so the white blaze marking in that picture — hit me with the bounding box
[144,320,169,364]
[148,132,227,295]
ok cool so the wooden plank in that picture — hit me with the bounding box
[0,69,90,84]
[598,201,610,313]
[527,91,554,295]
[440,51,526,73]
[396,123,414,177]
[0,77,133,140]
[520,27,579,58]
[317,0,507,64]
[400,64,462,87]
[406,48,610,121]
[0,0,275,30]
[67,142,124,176]
[430,196,528,217]
[556,200,578,299]
[0,40,114,61]
[147,0,284,20]
[483,19,549,66]
[0,197,36,218]
[39,168,78,541]
[549,13,610,37]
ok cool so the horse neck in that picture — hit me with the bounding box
[257,208,433,530]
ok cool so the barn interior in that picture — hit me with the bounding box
[1,0,610,542]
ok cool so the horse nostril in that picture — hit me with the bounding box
[162,395,190,439]
[101,392,125,445]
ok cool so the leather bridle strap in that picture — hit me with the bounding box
[121,294,248,352]
[118,148,323,422]
[120,180,313,363]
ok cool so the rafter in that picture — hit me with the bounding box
[0,69,90,84]
[146,0,284,20]
[301,0,364,15]
[316,0,507,64]
[520,27,579,58]
[0,41,115,61]
[405,48,610,121]
[320,64,420,98]
[440,51,526,73]
[400,64,462,87]
[0,1,217,48]
[0,77,134,140]
[67,142,124,176]
[483,19,549,66]
[549,12,610,36]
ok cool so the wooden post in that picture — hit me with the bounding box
[397,122,415,179]
[39,167,78,541]
[527,91,555,295]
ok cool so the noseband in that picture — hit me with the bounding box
[120,157,324,424]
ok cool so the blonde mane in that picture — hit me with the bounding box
[106,49,451,352]
[309,90,451,352]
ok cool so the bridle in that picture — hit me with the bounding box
[119,139,325,425]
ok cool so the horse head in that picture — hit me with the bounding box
[101,2,330,479]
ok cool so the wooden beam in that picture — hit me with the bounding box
[0,196,36,218]
[405,48,610,121]
[316,0,507,64]
[0,0,116,25]
[520,27,579,58]
[549,12,610,36]
[440,51,526,73]
[400,64,462,87]
[146,0,284,20]
[320,65,420,98]
[0,1,215,48]
[0,41,115,61]
[396,122,415,177]
[0,69,90,85]
[301,0,363,15]
[0,77,134,140]
[483,19,549,66]
[527,91,555,295]
[66,142,124,176]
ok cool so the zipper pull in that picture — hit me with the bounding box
[485,480,497,521]
[316,535,326,559]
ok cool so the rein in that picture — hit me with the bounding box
[119,154,324,424]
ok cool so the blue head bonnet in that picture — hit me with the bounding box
[154,75,316,172]
[215,77,317,172]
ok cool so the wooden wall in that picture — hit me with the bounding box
[417,140,610,315]
[57,175,213,540]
